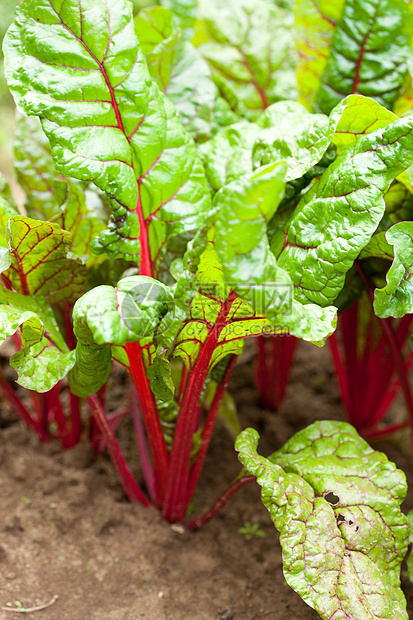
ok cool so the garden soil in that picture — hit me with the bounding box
[1,340,413,620]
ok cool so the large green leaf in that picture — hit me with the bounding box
[236,421,409,620]
[317,0,413,114]
[135,6,216,142]
[14,113,67,221]
[278,115,413,307]
[160,0,197,38]
[192,0,296,119]
[4,0,209,272]
[213,163,337,344]
[374,222,413,318]
[294,0,345,111]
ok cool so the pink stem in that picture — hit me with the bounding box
[186,355,238,505]
[131,382,155,503]
[0,370,49,442]
[186,475,256,530]
[86,394,150,506]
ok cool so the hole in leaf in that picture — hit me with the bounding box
[348,520,354,526]
[324,492,340,505]
[355,526,360,532]
[336,513,346,524]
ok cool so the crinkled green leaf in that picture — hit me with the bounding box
[5,0,209,271]
[147,353,174,402]
[294,0,345,111]
[193,0,296,119]
[359,231,393,261]
[2,216,86,305]
[69,276,172,397]
[317,0,413,115]
[135,7,216,142]
[52,181,106,268]
[14,113,67,221]
[0,289,74,392]
[332,95,397,152]
[236,421,409,620]
[253,99,345,182]
[374,222,413,318]
[12,339,75,393]
[278,115,413,307]
[213,163,337,344]
[202,98,343,194]
[200,121,258,192]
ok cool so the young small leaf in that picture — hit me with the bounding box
[374,222,413,318]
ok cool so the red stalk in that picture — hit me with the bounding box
[136,189,152,277]
[362,420,410,439]
[131,383,155,503]
[255,334,297,411]
[86,395,150,506]
[125,341,169,507]
[46,384,72,449]
[162,291,238,523]
[94,408,131,453]
[355,262,413,437]
[0,369,49,442]
[186,355,238,505]
[186,475,256,530]
[68,390,82,446]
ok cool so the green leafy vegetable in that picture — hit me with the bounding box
[236,421,410,620]
[4,0,210,271]
[278,114,413,306]
[193,0,296,118]
[317,0,412,115]
[374,222,413,318]
[135,6,216,141]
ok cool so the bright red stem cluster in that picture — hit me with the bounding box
[255,334,298,411]
[329,301,413,435]
[120,291,239,523]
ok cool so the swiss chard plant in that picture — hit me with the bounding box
[2,0,413,538]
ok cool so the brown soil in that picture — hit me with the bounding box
[0,340,413,620]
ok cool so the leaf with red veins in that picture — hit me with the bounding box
[53,181,106,268]
[317,0,412,115]
[212,162,337,343]
[135,6,217,142]
[236,421,409,620]
[3,216,87,305]
[193,0,295,119]
[14,113,68,222]
[374,221,413,318]
[0,289,75,392]
[278,115,413,308]
[294,0,345,110]
[5,0,210,268]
